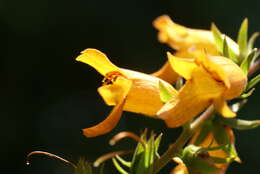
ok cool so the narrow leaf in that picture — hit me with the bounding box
[112,158,129,174]
[240,49,257,74]
[211,23,224,54]
[246,74,260,90]
[115,155,131,168]
[221,118,260,130]
[238,18,248,58]
[248,32,260,50]
[240,88,255,98]
[223,37,230,58]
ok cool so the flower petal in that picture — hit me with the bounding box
[123,69,178,116]
[167,52,197,80]
[98,77,132,106]
[196,53,247,99]
[213,98,236,118]
[82,99,126,137]
[158,67,225,127]
[171,157,189,174]
[76,48,121,76]
[151,61,179,84]
[153,15,219,55]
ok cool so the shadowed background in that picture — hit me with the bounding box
[2,0,260,173]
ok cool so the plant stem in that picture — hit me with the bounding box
[154,105,215,173]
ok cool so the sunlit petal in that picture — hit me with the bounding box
[213,98,236,118]
[82,99,126,137]
[171,157,189,174]
[76,48,121,76]
[158,67,224,127]
[98,77,132,106]
[167,52,197,80]
[151,61,179,84]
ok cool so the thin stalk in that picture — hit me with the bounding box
[154,105,215,173]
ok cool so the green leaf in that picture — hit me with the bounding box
[246,74,260,90]
[212,24,239,63]
[240,49,257,74]
[240,88,255,98]
[112,158,129,174]
[223,37,230,58]
[212,122,230,145]
[193,121,212,145]
[211,23,224,54]
[221,118,260,130]
[158,80,174,103]
[115,155,131,168]
[223,144,241,163]
[248,32,260,50]
[154,133,163,158]
[238,18,248,59]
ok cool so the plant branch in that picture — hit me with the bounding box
[154,105,215,173]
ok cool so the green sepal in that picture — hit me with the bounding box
[211,23,224,54]
[238,18,248,59]
[246,74,260,90]
[129,132,162,174]
[115,155,131,168]
[112,158,129,174]
[75,158,93,174]
[211,23,239,63]
[240,48,257,74]
[182,145,221,174]
[193,120,212,145]
[248,32,260,51]
[240,88,255,98]
[158,80,174,103]
[212,121,240,163]
[220,117,260,130]
[212,122,230,145]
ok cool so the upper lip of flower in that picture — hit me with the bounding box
[157,52,247,128]
[76,48,177,137]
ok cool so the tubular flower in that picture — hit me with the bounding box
[190,124,239,173]
[76,49,177,137]
[170,157,189,174]
[157,52,247,128]
[153,15,238,56]
[152,15,239,84]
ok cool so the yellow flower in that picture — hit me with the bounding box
[152,15,239,84]
[170,157,189,174]
[76,49,177,137]
[157,52,247,128]
[153,15,238,56]
[190,126,238,173]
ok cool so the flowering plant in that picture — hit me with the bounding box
[27,15,260,174]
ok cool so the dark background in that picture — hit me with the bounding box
[2,0,260,173]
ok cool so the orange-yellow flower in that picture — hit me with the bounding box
[76,49,177,137]
[190,126,237,171]
[157,52,247,128]
[152,15,239,84]
[170,157,189,174]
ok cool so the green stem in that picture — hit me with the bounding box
[154,105,215,173]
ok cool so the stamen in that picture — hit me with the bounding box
[26,151,77,169]
[109,131,146,148]
[94,150,133,167]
